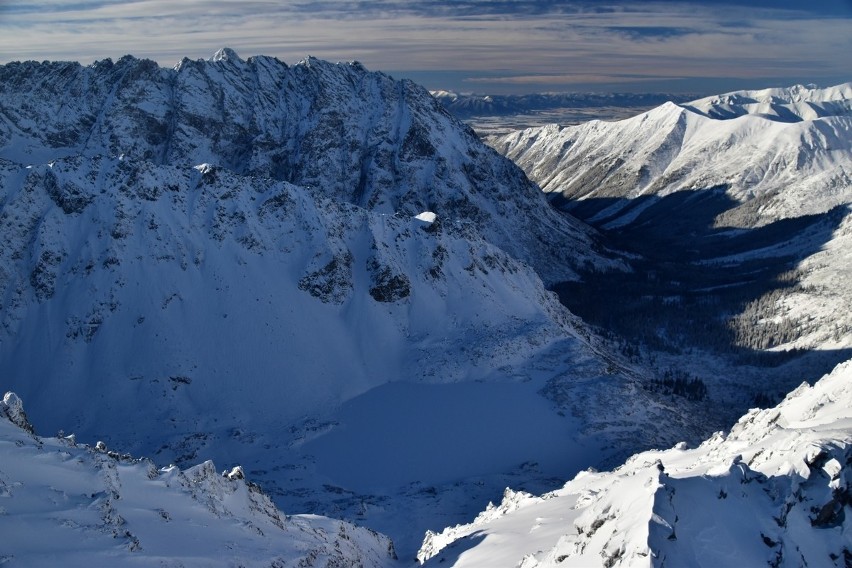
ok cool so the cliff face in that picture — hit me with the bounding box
[0,49,613,283]
[0,51,689,557]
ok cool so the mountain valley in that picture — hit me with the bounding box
[490,82,852,414]
[0,51,850,566]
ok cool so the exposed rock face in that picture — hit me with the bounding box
[367,258,411,303]
[0,54,625,512]
[299,252,355,304]
[419,359,852,568]
[0,50,613,283]
[0,392,33,433]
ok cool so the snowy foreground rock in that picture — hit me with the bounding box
[0,392,396,567]
[418,359,852,567]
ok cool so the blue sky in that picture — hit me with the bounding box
[0,1,850,94]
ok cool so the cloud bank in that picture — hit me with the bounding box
[1,0,850,92]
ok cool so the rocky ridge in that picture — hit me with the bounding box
[0,48,614,284]
[0,50,658,557]
[419,358,852,567]
[0,391,397,567]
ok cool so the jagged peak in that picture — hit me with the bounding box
[87,57,114,70]
[1,391,33,433]
[294,56,370,75]
[623,99,691,127]
[430,90,459,100]
[116,53,141,66]
[210,47,242,63]
[297,55,320,67]
[173,57,189,72]
[246,53,287,69]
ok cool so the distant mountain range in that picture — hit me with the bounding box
[431,90,698,118]
[431,90,699,135]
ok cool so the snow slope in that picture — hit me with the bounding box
[0,49,614,283]
[489,82,852,355]
[0,51,663,557]
[431,91,696,136]
[419,358,852,567]
[0,154,578,435]
[0,392,397,567]
[489,83,852,224]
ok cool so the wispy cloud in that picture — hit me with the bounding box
[0,1,849,92]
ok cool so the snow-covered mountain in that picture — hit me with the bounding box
[684,83,852,122]
[489,83,852,359]
[489,83,851,224]
[0,50,682,557]
[0,391,396,567]
[418,358,852,567]
[431,91,698,136]
[0,50,607,427]
[0,48,610,284]
[5,50,847,562]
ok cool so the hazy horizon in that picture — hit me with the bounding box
[1,0,850,94]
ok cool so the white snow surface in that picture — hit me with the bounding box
[684,82,852,122]
[0,51,615,283]
[490,82,852,225]
[0,51,657,557]
[419,358,852,567]
[414,211,437,224]
[489,81,852,352]
[0,393,397,567]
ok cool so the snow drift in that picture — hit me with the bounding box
[419,358,852,567]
